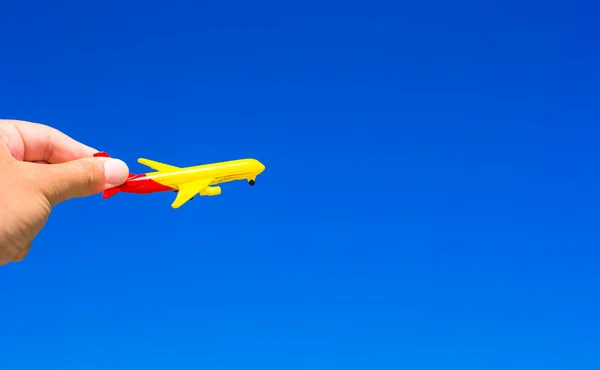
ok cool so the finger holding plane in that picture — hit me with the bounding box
[0,119,98,163]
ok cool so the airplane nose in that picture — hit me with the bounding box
[250,159,265,173]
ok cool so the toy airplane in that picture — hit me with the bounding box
[93,152,265,208]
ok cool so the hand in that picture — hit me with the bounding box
[0,119,129,265]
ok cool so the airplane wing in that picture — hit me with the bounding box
[138,158,181,172]
[171,179,214,208]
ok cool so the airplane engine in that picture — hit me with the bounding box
[202,186,221,196]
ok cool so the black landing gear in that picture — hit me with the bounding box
[248,180,256,186]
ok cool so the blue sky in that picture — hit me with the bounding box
[1,1,599,369]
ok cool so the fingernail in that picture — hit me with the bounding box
[103,158,129,186]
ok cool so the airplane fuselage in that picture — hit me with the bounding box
[106,158,265,197]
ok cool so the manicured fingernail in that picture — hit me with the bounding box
[103,158,129,186]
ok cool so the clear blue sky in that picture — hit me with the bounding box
[2,1,599,369]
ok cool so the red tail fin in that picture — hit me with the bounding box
[94,151,111,158]
[94,152,134,200]
[94,151,135,177]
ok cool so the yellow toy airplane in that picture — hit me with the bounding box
[94,152,265,208]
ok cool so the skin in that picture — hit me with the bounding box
[0,119,129,266]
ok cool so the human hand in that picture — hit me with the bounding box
[0,119,129,265]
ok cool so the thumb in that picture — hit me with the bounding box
[40,157,129,205]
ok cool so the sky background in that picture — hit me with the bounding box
[1,1,600,369]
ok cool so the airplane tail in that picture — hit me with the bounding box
[102,187,121,198]
[93,151,132,199]
[93,151,111,158]
[93,152,133,177]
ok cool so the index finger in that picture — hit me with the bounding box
[0,120,98,163]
